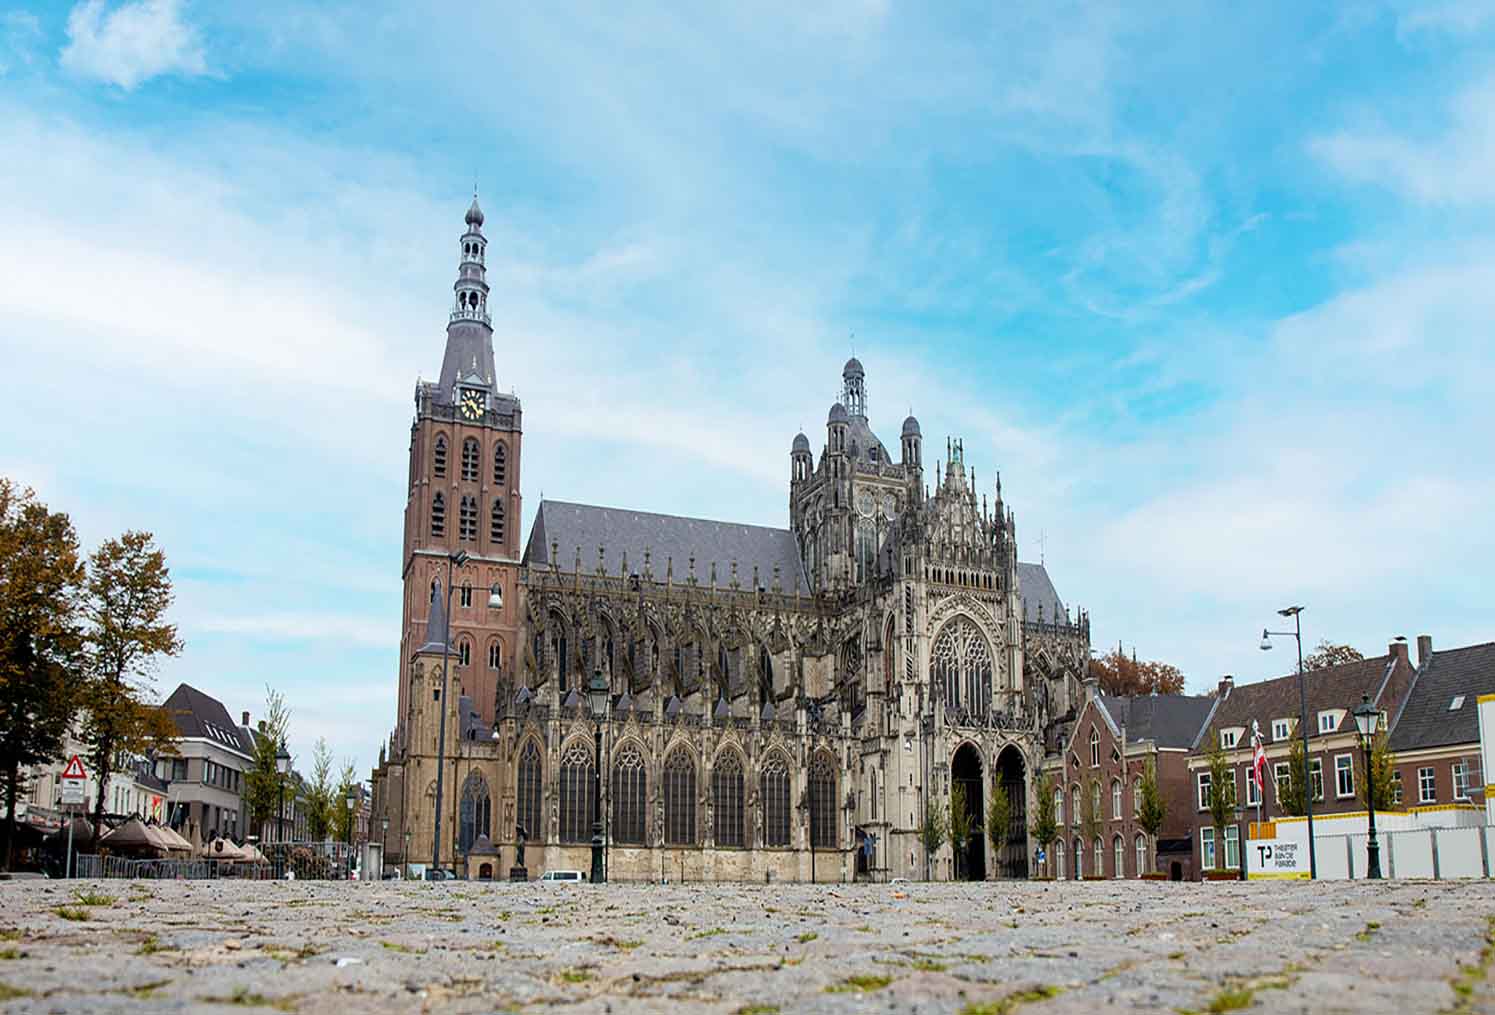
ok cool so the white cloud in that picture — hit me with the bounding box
[196,613,393,649]
[1397,0,1495,37]
[60,0,207,89]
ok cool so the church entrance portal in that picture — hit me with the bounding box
[951,742,985,881]
[994,745,1028,879]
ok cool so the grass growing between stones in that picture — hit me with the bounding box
[736,1006,780,1015]
[52,906,89,922]
[827,973,893,993]
[72,889,115,907]
[958,985,1063,1015]
[1446,916,1495,1013]
[559,969,593,984]
[201,986,297,1010]
[1201,986,1255,1013]
[0,983,31,1001]
[796,931,818,943]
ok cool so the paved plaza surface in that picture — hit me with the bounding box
[0,879,1493,1014]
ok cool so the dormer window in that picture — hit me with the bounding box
[1317,710,1338,734]
[1450,695,1466,711]
[1220,729,1237,749]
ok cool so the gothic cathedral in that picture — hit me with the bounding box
[370,201,1091,882]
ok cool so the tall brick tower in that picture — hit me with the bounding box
[396,196,523,746]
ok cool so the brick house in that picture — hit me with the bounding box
[1043,680,1215,879]
[1187,641,1418,876]
[1387,637,1495,812]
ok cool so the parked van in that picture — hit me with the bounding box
[539,870,584,883]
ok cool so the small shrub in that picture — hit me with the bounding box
[827,974,892,993]
[53,907,89,922]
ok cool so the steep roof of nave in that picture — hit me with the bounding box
[524,500,811,594]
[1016,561,1066,624]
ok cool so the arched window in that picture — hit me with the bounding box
[490,499,505,544]
[809,752,837,849]
[433,435,447,477]
[761,754,790,847]
[1054,787,1064,825]
[516,741,541,842]
[713,752,744,847]
[457,639,471,668]
[1073,838,1083,878]
[548,613,569,693]
[493,442,506,485]
[461,438,480,481]
[558,741,594,844]
[1089,728,1100,767]
[664,750,697,845]
[1091,780,1101,819]
[458,772,491,854]
[759,648,774,705]
[1054,839,1065,880]
[488,640,502,671]
[1135,833,1148,877]
[430,493,446,538]
[611,744,647,845]
[1114,835,1124,879]
[459,496,477,542]
[1133,776,1142,817]
[931,617,993,716]
[1093,838,1103,878]
[1112,780,1122,820]
[1071,786,1080,826]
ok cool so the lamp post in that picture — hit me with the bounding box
[1260,605,1316,880]
[403,830,411,880]
[586,668,609,884]
[431,549,470,873]
[275,746,291,843]
[345,787,357,879]
[1352,695,1383,879]
[381,817,390,879]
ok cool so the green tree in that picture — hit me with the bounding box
[1204,735,1238,871]
[1081,778,1102,862]
[1277,723,1308,817]
[304,738,336,840]
[79,531,182,835]
[949,782,974,880]
[1357,730,1397,812]
[330,759,359,844]
[0,482,84,870]
[1303,641,1364,671]
[985,780,1013,878]
[1136,759,1166,875]
[918,799,949,881]
[242,686,291,840]
[1029,773,1058,877]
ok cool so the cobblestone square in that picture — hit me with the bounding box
[0,879,1492,1013]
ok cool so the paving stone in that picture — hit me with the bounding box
[0,879,1491,1013]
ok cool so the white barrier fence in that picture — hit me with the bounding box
[1309,825,1494,880]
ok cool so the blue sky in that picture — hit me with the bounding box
[2,1,1493,776]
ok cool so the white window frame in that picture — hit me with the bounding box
[1272,719,1291,742]
[1132,776,1142,817]
[1090,728,1100,768]
[1113,836,1124,879]
[1135,833,1147,878]
[1392,769,1404,806]
[1093,838,1103,878]
[1197,771,1212,810]
[1054,839,1065,880]
[1246,770,1261,807]
[1317,711,1337,734]
[1200,826,1216,869]
[1111,780,1122,820]
[1054,787,1064,826]
[1274,761,1291,804]
[1071,787,1080,826]
[1220,729,1237,749]
[1418,766,1436,803]
[1335,754,1355,799]
[1309,758,1324,802]
[1224,825,1240,869]
[1453,761,1471,801]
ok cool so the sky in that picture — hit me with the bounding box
[2,1,1493,779]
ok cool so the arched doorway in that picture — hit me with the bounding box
[951,742,985,881]
[994,746,1028,879]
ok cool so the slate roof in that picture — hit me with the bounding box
[1389,641,1495,753]
[1100,694,1217,749]
[161,684,252,758]
[524,500,810,594]
[1197,653,1413,749]
[1016,562,1066,624]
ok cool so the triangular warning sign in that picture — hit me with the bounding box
[61,755,86,780]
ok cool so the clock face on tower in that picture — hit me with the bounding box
[459,389,485,421]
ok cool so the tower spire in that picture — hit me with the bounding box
[433,198,501,406]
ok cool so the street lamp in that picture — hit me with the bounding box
[345,787,357,879]
[587,668,609,885]
[381,816,390,879]
[1352,694,1383,879]
[431,549,470,873]
[1260,605,1317,879]
[275,746,291,843]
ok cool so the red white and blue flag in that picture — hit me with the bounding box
[1251,724,1268,790]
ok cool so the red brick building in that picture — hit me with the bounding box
[1043,681,1215,879]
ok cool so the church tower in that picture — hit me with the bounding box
[395,197,524,746]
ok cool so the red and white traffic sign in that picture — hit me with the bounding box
[61,755,87,781]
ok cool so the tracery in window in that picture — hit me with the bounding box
[611,744,647,845]
[809,751,837,849]
[516,740,541,841]
[713,751,744,847]
[558,741,595,844]
[664,749,697,845]
[761,754,790,846]
[458,772,491,853]
[931,617,993,716]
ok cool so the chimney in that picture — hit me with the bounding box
[1390,637,1410,667]
[1217,675,1234,699]
[241,711,250,727]
[1416,634,1433,670]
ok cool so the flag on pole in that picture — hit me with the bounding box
[1251,724,1268,789]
